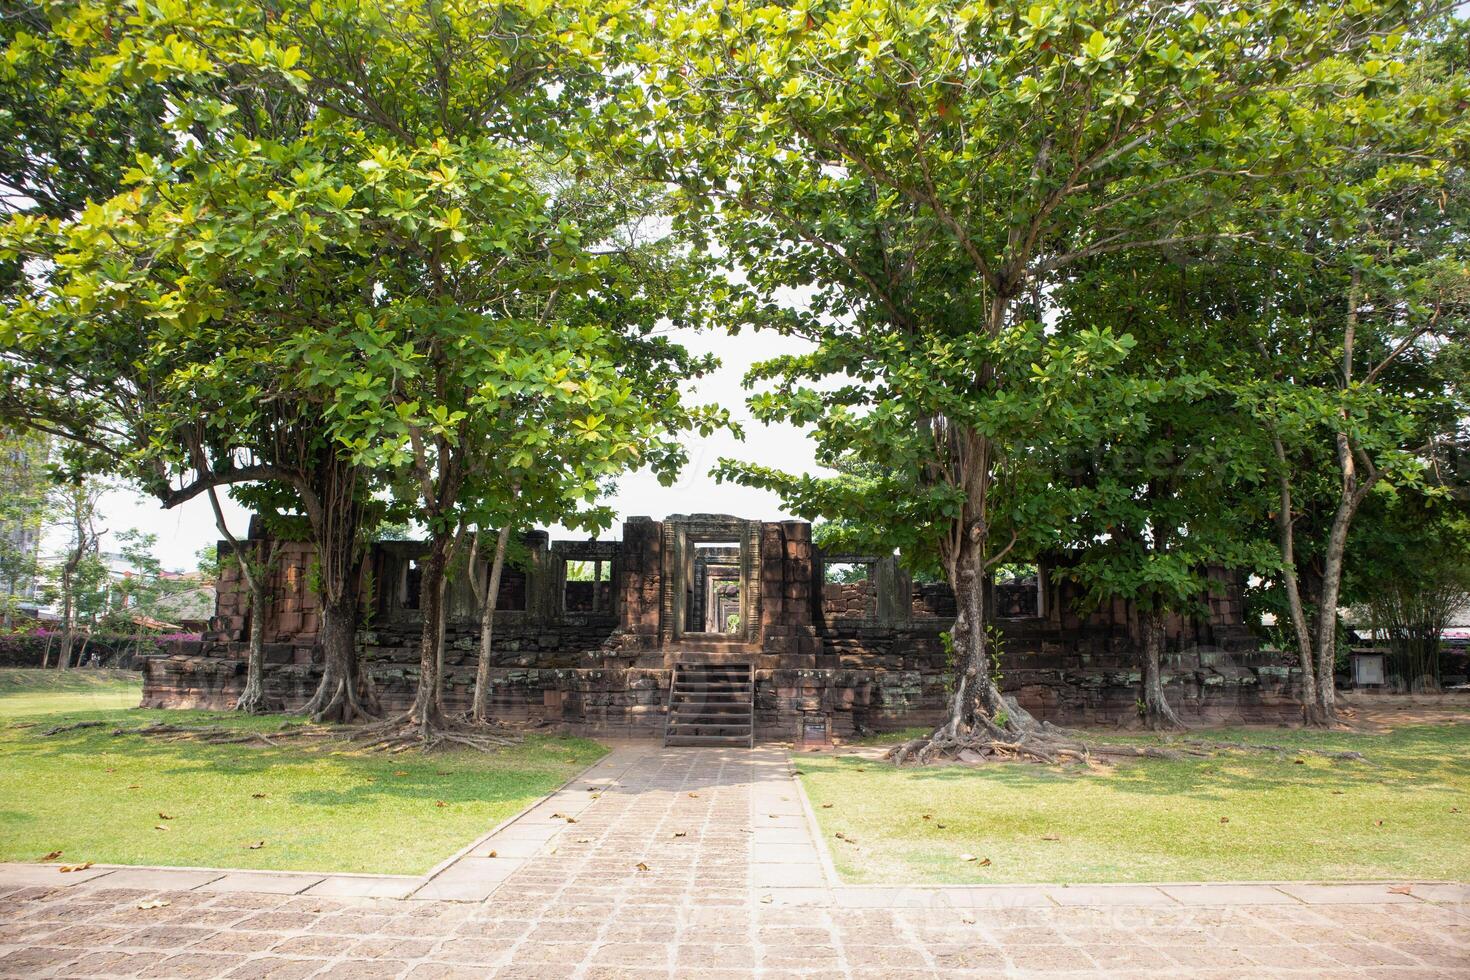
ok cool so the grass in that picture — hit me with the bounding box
[0,668,606,875]
[798,722,1470,884]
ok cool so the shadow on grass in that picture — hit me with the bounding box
[3,707,590,812]
[820,722,1470,805]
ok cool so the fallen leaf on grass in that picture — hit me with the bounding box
[1331,790,1344,796]
[246,841,266,850]
[153,825,170,832]
[104,768,115,773]
[1293,759,1305,765]
[1375,820,1385,827]
[158,812,173,820]
[136,899,170,910]
[59,863,93,873]
[1219,817,1230,824]
[922,814,931,821]
[1388,885,1413,895]
[435,801,448,808]
[127,785,139,790]
[1041,835,1061,842]
[635,862,650,872]
[821,803,833,809]
[835,832,857,844]
[958,854,991,866]
[436,770,450,776]
[936,823,947,829]
[251,793,267,799]
[40,851,62,862]
[393,771,409,777]
[1451,807,1461,813]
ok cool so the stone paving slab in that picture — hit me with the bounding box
[1045,884,1185,907]
[197,872,325,895]
[2,743,1467,978]
[0,864,115,887]
[1159,883,1301,906]
[84,868,225,892]
[301,875,419,899]
[1275,882,1424,905]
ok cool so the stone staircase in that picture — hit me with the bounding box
[663,661,755,747]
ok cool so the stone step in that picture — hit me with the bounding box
[665,660,755,748]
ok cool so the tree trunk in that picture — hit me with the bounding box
[236,567,270,714]
[1140,607,1185,731]
[298,458,378,723]
[472,524,512,724]
[943,523,1034,737]
[57,578,74,671]
[1312,483,1358,725]
[409,533,451,735]
[1308,269,1370,726]
[1270,436,1324,725]
[205,486,273,714]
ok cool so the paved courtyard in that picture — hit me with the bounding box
[2,745,1467,978]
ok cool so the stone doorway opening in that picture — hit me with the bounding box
[691,542,742,635]
[661,514,762,650]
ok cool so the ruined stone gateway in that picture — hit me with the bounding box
[142,513,1300,740]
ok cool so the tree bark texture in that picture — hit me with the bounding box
[472,524,512,724]
[298,454,378,723]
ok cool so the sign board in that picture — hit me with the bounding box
[1352,652,1385,687]
[799,712,831,748]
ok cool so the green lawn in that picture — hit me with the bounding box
[798,722,1470,884]
[0,668,605,875]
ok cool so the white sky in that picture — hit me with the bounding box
[83,325,825,572]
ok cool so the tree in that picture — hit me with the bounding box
[1350,497,1470,691]
[205,487,276,713]
[42,476,105,668]
[0,426,55,625]
[648,0,1419,758]
[0,1,169,236]
[147,0,724,743]
[0,2,398,721]
[1237,22,1469,724]
[1046,253,1276,730]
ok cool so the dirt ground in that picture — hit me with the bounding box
[1337,691,1470,729]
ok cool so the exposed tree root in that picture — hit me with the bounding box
[886,725,1195,767]
[37,720,341,748]
[887,725,1372,767]
[41,720,107,736]
[39,711,524,755]
[233,687,281,715]
[1179,739,1370,762]
[346,713,523,753]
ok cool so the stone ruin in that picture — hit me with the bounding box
[141,513,1302,738]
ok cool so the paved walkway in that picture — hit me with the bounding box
[2,745,1467,978]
